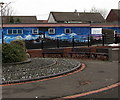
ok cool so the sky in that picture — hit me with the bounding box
[2,0,120,20]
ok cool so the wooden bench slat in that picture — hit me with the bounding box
[69,48,91,58]
[91,48,109,60]
[42,49,64,57]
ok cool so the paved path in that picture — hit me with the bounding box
[80,86,119,99]
[2,59,119,99]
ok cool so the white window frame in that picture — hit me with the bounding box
[7,29,23,35]
[17,29,23,34]
[7,29,13,35]
[48,28,55,34]
[64,28,71,34]
[32,29,39,34]
[12,29,18,34]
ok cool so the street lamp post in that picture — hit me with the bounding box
[0,2,4,44]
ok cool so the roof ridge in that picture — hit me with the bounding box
[51,12,100,13]
[2,16,37,17]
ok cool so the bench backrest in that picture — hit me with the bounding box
[96,48,109,53]
[42,48,64,53]
[72,48,91,52]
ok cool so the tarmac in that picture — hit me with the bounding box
[1,59,120,99]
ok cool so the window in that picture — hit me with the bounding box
[7,29,12,35]
[32,29,39,34]
[13,30,17,34]
[48,28,55,34]
[65,28,71,34]
[7,29,23,35]
[18,29,23,34]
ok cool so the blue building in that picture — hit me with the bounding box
[1,10,120,47]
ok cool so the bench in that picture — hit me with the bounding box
[92,48,109,60]
[42,48,64,58]
[69,48,91,58]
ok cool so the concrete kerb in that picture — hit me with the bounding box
[1,62,85,85]
[2,59,31,66]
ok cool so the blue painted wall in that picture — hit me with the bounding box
[3,27,91,43]
[44,27,90,42]
[3,27,40,43]
[0,29,2,43]
[3,26,120,43]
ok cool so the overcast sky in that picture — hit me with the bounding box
[2,0,120,20]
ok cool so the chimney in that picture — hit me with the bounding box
[74,9,77,13]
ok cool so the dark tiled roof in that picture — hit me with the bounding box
[106,9,120,23]
[51,12,105,23]
[111,9,120,17]
[1,16,38,24]
[37,20,48,23]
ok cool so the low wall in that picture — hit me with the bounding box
[27,46,120,61]
[109,48,120,61]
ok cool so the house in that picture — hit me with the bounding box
[2,16,39,24]
[1,10,120,47]
[48,12,105,23]
[37,20,48,23]
[106,9,120,23]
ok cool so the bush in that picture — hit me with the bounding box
[10,40,25,49]
[2,42,27,63]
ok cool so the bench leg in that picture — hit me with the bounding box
[88,54,90,58]
[70,54,73,58]
[42,53,45,58]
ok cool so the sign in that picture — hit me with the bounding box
[91,28,102,34]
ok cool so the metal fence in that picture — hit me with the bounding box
[25,33,120,49]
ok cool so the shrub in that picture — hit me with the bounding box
[2,42,27,63]
[10,40,25,49]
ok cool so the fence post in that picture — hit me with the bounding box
[57,37,59,48]
[72,36,75,48]
[102,34,105,46]
[88,35,90,47]
[114,33,117,44]
[41,39,43,49]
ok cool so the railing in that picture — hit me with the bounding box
[25,33,120,49]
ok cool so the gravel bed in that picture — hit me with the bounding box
[2,58,80,83]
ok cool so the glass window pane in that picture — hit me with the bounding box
[18,30,23,34]
[7,29,12,35]
[65,29,71,34]
[48,28,55,34]
[13,30,17,34]
[32,29,38,34]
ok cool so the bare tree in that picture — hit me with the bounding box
[90,6,108,18]
[1,2,14,16]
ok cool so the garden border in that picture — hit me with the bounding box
[2,59,31,65]
[1,61,81,85]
